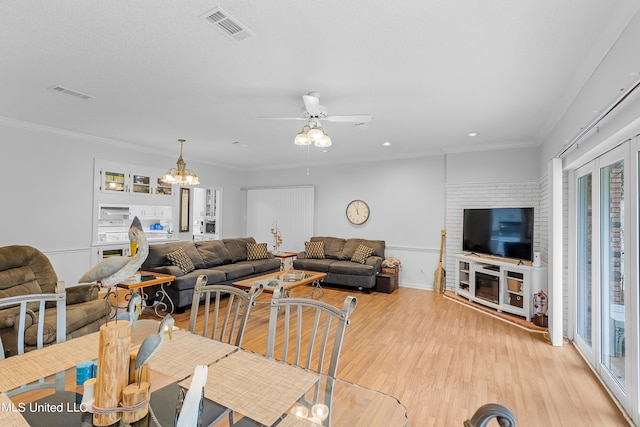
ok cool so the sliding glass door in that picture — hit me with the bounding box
[575,169,593,352]
[572,142,638,420]
[600,158,625,388]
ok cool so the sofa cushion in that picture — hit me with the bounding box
[292,258,333,273]
[328,260,375,276]
[195,241,232,267]
[0,278,41,300]
[25,298,106,346]
[351,244,374,264]
[342,239,385,260]
[223,237,256,263]
[0,246,59,294]
[248,258,281,274]
[166,248,195,274]
[305,241,325,259]
[246,243,268,261]
[212,263,255,281]
[0,306,33,329]
[170,269,227,291]
[0,277,42,312]
[144,241,205,270]
[310,237,345,259]
[65,283,100,305]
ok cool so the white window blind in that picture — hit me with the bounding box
[246,186,314,253]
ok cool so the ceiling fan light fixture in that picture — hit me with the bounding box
[294,126,312,145]
[307,127,325,145]
[315,132,332,148]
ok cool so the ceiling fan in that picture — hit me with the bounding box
[259,92,373,127]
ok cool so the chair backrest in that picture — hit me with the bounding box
[464,403,516,427]
[266,286,357,379]
[0,281,67,360]
[188,275,263,347]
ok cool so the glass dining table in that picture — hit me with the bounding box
[0,322,408,426]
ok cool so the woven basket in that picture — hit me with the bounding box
[507,278,522,293]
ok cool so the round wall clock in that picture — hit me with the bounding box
[346,200,370,225]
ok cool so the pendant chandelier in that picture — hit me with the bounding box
[294,124,332,148]
[162,139,199,185]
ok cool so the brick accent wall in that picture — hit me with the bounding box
[445,180,542,292]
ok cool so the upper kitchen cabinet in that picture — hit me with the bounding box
[98,160,171,196]
[156,178,172,196]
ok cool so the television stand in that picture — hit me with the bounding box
[454,253,547,321]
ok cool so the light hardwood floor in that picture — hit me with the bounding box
[169,286,630,427]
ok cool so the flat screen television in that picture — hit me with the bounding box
[462,207,534,261]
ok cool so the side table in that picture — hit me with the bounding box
[382,267,400,290]
[117,271,177,317]
[273,251,298,270]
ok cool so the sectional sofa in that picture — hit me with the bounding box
[141,237,281,312]
[293,236,385,291]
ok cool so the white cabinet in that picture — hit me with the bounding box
[99,162,171,196]
[97,203,173,244]
[129,205,171,220]
[454,254,547,321]
[101,169,153,194]
[192,187,221,240]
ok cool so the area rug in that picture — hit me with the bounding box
[443,290,548,334]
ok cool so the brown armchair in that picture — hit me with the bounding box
[0,245,106,358]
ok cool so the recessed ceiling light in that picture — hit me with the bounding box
[382,141,392,147]
[467,132,478,137]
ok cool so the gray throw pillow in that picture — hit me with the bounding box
[166,247,195,274]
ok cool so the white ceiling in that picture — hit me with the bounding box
[1,1,638,170]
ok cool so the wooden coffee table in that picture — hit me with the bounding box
[233,270,326,299]
[117,271,176,316]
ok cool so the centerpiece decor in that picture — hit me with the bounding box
[270,222,283,253]
[91,320,152,425]
[93,320,132,426]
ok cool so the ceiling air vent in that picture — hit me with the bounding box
[48,85,94,100]
[200,7,254,42]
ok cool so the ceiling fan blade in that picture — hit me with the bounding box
[258,116,307,121]
[325,114,373,123]
[302,94,321,116]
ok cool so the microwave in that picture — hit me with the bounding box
[204,220,216,233]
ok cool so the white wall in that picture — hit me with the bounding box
[0,120,245,285]
[446,146,540,183]
[243,156,447,290]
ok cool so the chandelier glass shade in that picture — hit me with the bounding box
[294,125,332,148]
[162,139,199,185]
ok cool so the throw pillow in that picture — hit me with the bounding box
[305,241,325,259]
[166,247,195,274]
[247,242,269,261]
[351,244,374,264]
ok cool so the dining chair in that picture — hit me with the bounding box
[266,286,358,378]
[186,275,264,426]
[231,285,358,426]
[188,275,264,346]
[0,281,67,360]
[1,281,67,397]
[464,403,517,426]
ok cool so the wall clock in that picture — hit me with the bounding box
[346,200,370,225]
